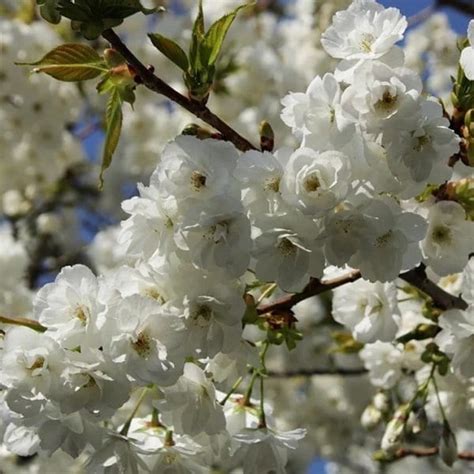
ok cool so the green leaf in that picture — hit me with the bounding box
[189,0,205,70]
[56,0,164,39]
[57,0,163,20]
[201,4,249,66]
[100,87,123,189]
[17,44,106,82]
[193,0,205,39]
[37,0,61,23]
[148,34,189,72]
[185,2,251,101]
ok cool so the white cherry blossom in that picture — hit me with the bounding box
[422,201,474,276]
[157,363,226,437]
[321,0,407,61]
[280,148,351,217]
[252,211,325,292]
[281,73,354,149]
[460,20,474,80]
[333,279,400,343]
[34,265,103,349]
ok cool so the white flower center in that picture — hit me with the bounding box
[375,230,393,247]
[205,220,230,244]
[73,305,89,325]
[431,225,451,245]
[375,90,398,112]
[303,173,321,193]
[190,170,207,190]
[264,176,281,192]
[27,356,46,375]
[412,134,431,152]
[192,304,213,327]
[164,452,177,464]
[143,287,165,303]
[278,237,297,257]
[360,33,375,52]
[132,331,152,358]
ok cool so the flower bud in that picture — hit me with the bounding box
[373,392,389,413]
[409,408,427,434]
[259,120,274,152]
[361,404,382,430]
[381,404,409,453]
[439,421,457,467]
[104,48,126,68]
[181,123,215,140]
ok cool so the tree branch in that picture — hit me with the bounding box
[101,29,257,152]
[436,0,474,17]
[400,264,468,311]
[257,270,362,315]
[0,315,46,333]
[407,5,435,27]
[267,367,367,377]
[393,446,474,461]
[257,265,468,316]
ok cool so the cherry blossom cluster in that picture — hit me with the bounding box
[0,1,473,473]
[0,18,84,215]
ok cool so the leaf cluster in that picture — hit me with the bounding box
[148,1,251,102]
[18,44,135,188]
[35,0,162,38]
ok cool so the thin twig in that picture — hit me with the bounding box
[257,264,468,316]
[436,0,474,17]
[257,270,362,315]
[394,446,474,461]
[267,367,367,377]
[0,315,47,333]
[407,5,435,27]
[101,29,257,152]
[400,264,468,311]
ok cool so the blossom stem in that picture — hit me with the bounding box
[0,315,47,333]
[101,29,257,152]
[431,374,449,423]
[219,376,244,406]
[243,370,259,406]
[258,341,270,428]
[411,364,436,411]
[119,388,148,436]
[258,374,266,428]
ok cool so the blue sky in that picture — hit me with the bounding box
[380,0,471,34]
